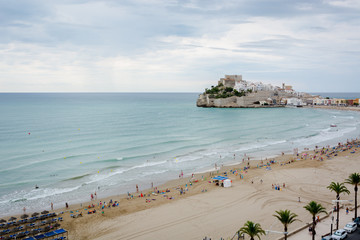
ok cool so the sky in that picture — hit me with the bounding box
[0,0,359,92]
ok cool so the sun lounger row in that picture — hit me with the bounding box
[1,221,62,239]
[1,218,62,237]
[23,228,67,240]
[0,214,58,229]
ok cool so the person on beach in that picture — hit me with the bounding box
[51,202,53,210]
[95,191,97,199]
[136,184,139,193]
[65,202,68,209]
[298,197,301,202]
[346,207,349,214]
[91,193,94,201]
[23,207,26,214]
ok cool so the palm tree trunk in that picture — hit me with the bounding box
[355,185,358,219]
[312,216,316,240]
[336,194,340,230]
[284,226,288,240]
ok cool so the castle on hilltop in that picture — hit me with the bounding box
[197,74,306,108]
[219,75,294,93]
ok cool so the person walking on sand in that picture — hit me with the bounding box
[51,202,53,210]
[346,207,349,214]
[23,207,26,214]
[136,184,139,193]
[65,202,68,209]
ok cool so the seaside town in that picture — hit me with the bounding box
[2,0,360,240]
[197,75,360,108]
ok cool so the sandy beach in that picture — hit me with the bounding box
[35,140,357,240]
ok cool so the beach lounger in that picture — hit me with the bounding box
[44,231,56,238]
[34,233,46,239]
[54,229,67,235]
[23,237,35,240]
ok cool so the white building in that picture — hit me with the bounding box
[285,98,306,106]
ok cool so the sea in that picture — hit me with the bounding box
[0,92,360,217]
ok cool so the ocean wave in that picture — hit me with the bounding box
[174,155,202,163]
[128,160,167,169]
[235,140,287,153]
[1,185,84,204]
[83,160,168,185]
[293,127,356,145]
[63,173,91,181]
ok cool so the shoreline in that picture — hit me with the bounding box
[63,139,359,239]
[4,138,359,240]
[304,105,360,112]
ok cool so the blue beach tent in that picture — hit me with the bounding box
[212,176,228,181]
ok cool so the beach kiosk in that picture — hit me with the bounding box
[212,176,231,187]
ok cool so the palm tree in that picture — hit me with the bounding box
[327,182,350,229]
[273,209,299,240]
[304,201,327,240]
[238,221,266,240]
[345,173,360,219]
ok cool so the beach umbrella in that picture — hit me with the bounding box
[21,214,29,219]
[0,219,6,223]
[31,212,39,217]
[41,210,49,214]
[8,216,17,221]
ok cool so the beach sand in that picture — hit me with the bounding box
[48,141,360,240]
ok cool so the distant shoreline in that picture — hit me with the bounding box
[304,105,360,112]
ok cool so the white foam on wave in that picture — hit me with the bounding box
[203,151,218,156]
[84,160,168,185]
[235,140,287,153]
[85,168,127,185]
[2,185,83,203]
[129,160,167,169]
[337,116,354,119]
[174,155,202,163]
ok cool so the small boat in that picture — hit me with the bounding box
[330,124,337,127]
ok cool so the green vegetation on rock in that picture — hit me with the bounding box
[204,83,252,99]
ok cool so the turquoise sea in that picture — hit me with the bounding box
[0,93,360,217]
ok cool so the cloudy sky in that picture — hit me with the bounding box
[0,0,359,92]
